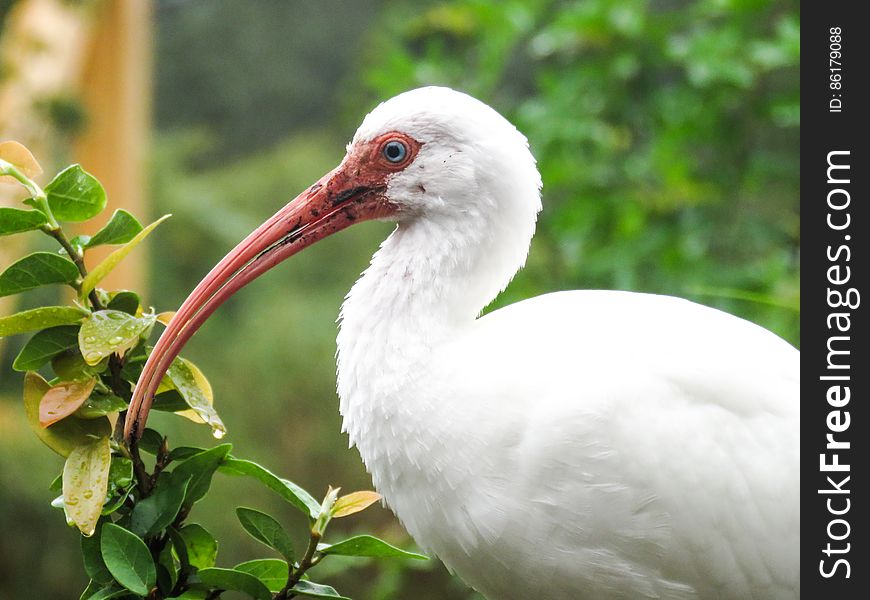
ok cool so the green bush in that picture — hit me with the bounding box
[0,144,425,600]
[361,0,799,345]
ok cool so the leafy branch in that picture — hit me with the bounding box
[1,141,426,600]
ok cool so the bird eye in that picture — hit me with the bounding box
[382,140,407,163]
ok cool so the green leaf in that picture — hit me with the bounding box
[106,290,141,315]
[0,306,86,338]
[40,378,97,426]
[12,325,80,371]
[80,582,128,600]
[23,372,111,457]
[168,446,206,461]
[235,507,295,561]
[100,522,157,596]
[158,537,179,595]
[108,457,134,492]
[166,527,190,572]
[234,559,288,593]
[168,592,208,600]
[62,436,112,536]
[45,164,107,222]
[196,567,271,600]
[86,209,144,247]
[152,389,192,413]
[0,207,47,236]
[176,523,218,570]
[290,580,350,599]
[75,393,128,419]
[130,473,191,537]
[165,357,226,437]
[171,444,232,507]
[69,235,91,251]
[119,343,147,381]
[79,580,101,600]
[101,487,133,517]
[82,519,114,585]
[219,458,320,520]
[137,428,164,455]
[52,350,108,381]
[318,535,428,560]
[0,252,79,297]
[80,214,170,298]
[79,310,156,365]
[102,457,135,516]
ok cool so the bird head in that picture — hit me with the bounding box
[124,86,541,440]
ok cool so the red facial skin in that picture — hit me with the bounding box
[123,132,421,441]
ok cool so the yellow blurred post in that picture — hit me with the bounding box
[0,0,91,335]
[74,0,153,295]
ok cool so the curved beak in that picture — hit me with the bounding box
[124,165,390,441]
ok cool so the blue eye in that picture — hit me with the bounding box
[383,140,407,163]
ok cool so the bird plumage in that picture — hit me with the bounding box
[128,85,799,600]
[336,87,799,599]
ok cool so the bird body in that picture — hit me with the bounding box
[339,288,798,600]
[130,86,800,599]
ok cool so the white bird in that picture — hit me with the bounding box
[127,86,800,600]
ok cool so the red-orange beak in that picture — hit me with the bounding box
[124,163,393,441]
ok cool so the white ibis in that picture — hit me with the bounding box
[127,86,799,599]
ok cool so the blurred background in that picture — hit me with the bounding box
[0,0,799,598]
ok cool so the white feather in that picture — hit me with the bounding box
[337,87,799,600]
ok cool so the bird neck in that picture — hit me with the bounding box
[336,205,533,442]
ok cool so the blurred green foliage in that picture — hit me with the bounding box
[363,0,800,345]
[1,0,798,598]
[155,0,381,163]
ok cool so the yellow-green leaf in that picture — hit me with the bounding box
[79,214,171,299]
[156,311,175,326]
[331,490,382,518]
[79,310,155,365]
[23,372,111,457]
[63,436,111,536]
[166,358,226,438]
[40,378,97,427]
[0,306,87,338]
